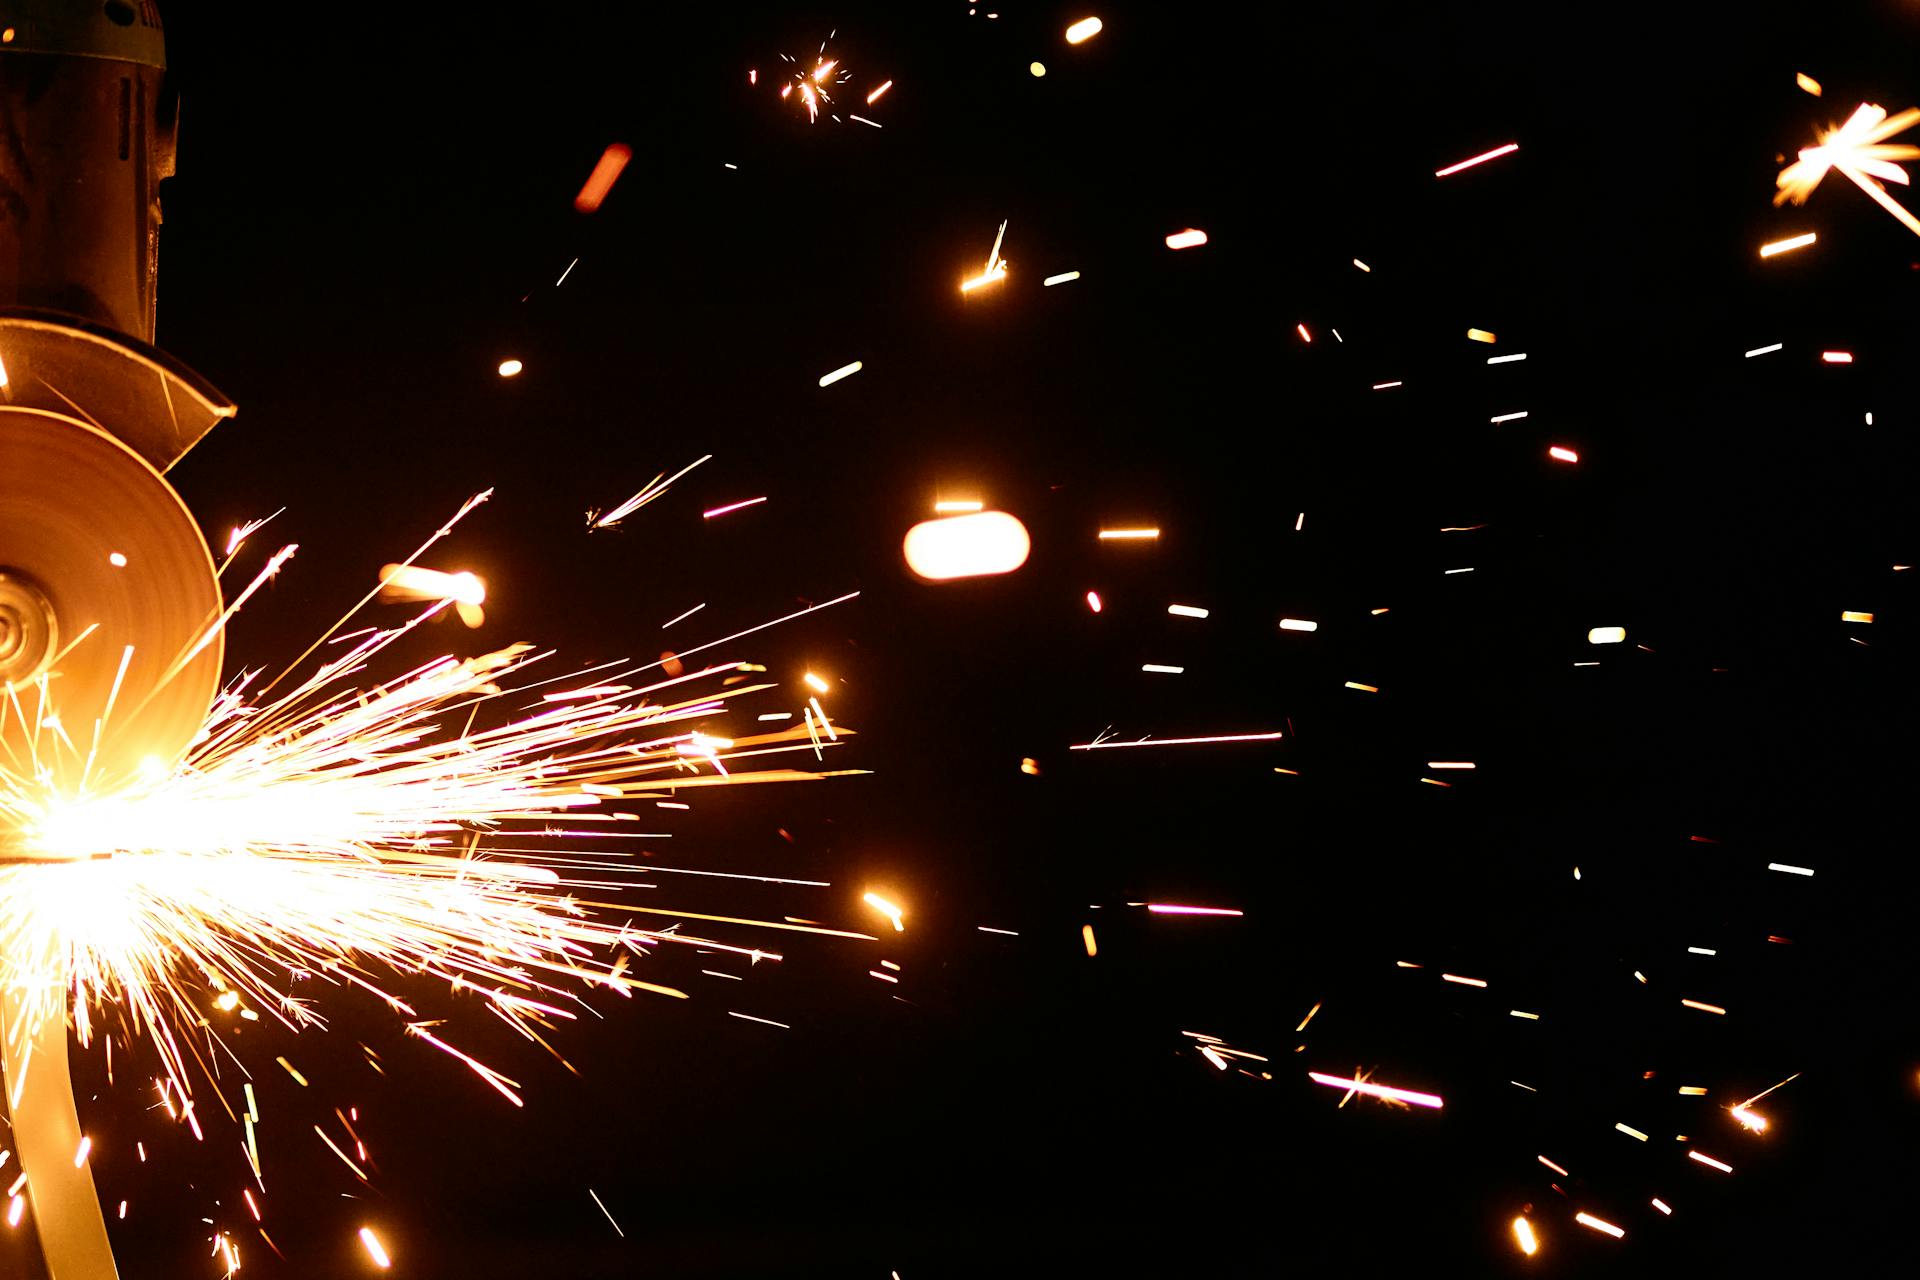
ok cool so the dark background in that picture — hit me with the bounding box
[26,0,1920,1274]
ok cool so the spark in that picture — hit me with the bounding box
[1065,16,1103,43]
[1745,342,1784,357]
[818,360,863,387]
[1737,1072,1801,1109]
[934,500,984,513]
[573,143,631,213]
[590,454,712,529]
[1688,1150,1733,1173]
[1427,761,1475,769]
[1295,1002,1321,1032]
[1297,324,1312,342]
[1490,411,1528,423]
[1487,352,1527,364]
[1098,527,1160,540]
[1344,682,1379,692]
[866,80,893,104]
[1278,618,1317,631]
[1797,72,1822,96]
[1146,904,1243,917]
[1681,999,1727,1015]
[1776,103,1920,239]
[1510,1010,1539,1020]
[1167,604,1209,619]
[1758,231,1818,257]
[1306,1071,1443,1109]
[1070,729,1284,751]
[497,359,523,378]
[1679,1086,1709,1096]
[1030,62,1047,77]
[1353,258,1372,272]
[1652,1198,1673,1215]
[1085,592,1103,612]
[73,1136,91,1167]
[1164,228,1209,250]
[555,258,579,287]
[904,511,1031,579]
[662,603,706,629]
[1371,381,1402,390]
[1512,1217,1537,1256]
[588,1188,625,1237]
[803,672,830,694]
[1588,626,1626,644]
[358,1226,391,1268]
[1575,1212,1624,1239]
[1043,270,1080,286]
[1537,1155,1569,1175]
[0,354,7,388]
[1616,1122,1649,1141]
[1140,664,1184,674]
[1081,924,1097,956]
[1548,446,1579,463]
[1730,1106,1768,1133]
[1435,142,1518,177]
[863,892,905,931]
[726,1012,790,1029]
[1466,328,1498,343]
[1822,351,1854,363]
[702,496,767,520]
[978,926,1018,936]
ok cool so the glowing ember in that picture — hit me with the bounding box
[572,143,631,213]
[1064,17,1104,44]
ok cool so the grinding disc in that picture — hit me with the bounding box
[0,406,222,796]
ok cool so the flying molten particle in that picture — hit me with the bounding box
[1065,17,1103,43]
[1776,102,1920,239]
[903,511,1031,580]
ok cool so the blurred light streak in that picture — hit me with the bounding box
[1822,351,1853,363]
[1441,974,1487,987]
[1098,527,1160,540]
[1588,626,1626,644]
[1466,328,1498,343]
[1164,228,1208,250]
[1030,61,1047,76]
[1141,664,1184,674]
[1146,904,1243,916]
[1768,862,1815,876]
[1487,352,1527,364]
[818,360,864,387]
[1085,591,1103,612]
[1730,1106,1768,1133]
[1167,604,1209,618]
[1070,731,1283,750]
[1489,411,1528,423]
[1548,446,1579,462]
[1512,1217,1538,1256]
[866,80,893,103]
[934,500,984,513]
[1372,381,1402,390]
[1344,682,1379,692]
[662,603,705,629]
[904,511,1031,579]
[1616,1122,1649,1141]
[573,143,632,213]
[1680,999,1727,1015]
[1081,924,1098,956]
[1427,761,1475,769]
[863,892,905,931]
[1575,1213,1624,1239]
[1353,258,1371,271]
[1297,324,1312,342]
[702,497,767,519]
[978,926,1019,935]
[358,1226,391,1268]
[1537,1155,1569,1175]
[727,1013,791,1029]
[1797,72,1822,95]
[1279,618,1318,631]
[1065,16,1103,43]
[1509,1010,1539,1019]
[496,359,523,378]
[1435,143,1518,177]
[1688,1151,1733,1173]
[1652,1198,1673,1215]
[1744,342,1783,357]
[1043,270,1080,285]
[589,1189,625,1237]
[1306,1072,1443,1108]
[1758,232,1816,257]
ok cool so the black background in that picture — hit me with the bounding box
[18,0,1920,1274]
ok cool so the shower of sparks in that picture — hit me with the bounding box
[769,39,876,125]
[1775,102,1920,238]
[0,494,864,1119]
[589,455,713,529]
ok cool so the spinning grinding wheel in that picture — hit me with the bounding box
[0,406,223,800]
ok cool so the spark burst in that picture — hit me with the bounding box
[1775,102,1920,238]
[0,494,864,1119]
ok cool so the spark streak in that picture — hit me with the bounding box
[1435,142,1518,177]
[1306,1071,1443,1108]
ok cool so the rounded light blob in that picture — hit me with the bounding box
[903,511,1031,581]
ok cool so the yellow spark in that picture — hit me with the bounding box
[1680,999,1727,1015]
[1776,102,1920,239]
[1678,1086,1708,1096]
[1065,16,1103,43]
[1615,1122,1648,1141]
[1081,924,1097,956]
[72,1136,90,1167]
[108,552,127,568]
[1019,758,1040,775]
[1043,269,1080,286]
[1588,626,1626,644]
[866,80,893,103]
[1758,231,1818,257]
[275,1058,308,1087]
[1730,1105,1768,1133]
[358,1226,392,1268]
[1344,681,1379,692]
[590,454,712,529]
[496,359,523,378]
[1842,611,1874,623]
[818,360,863,387]
[1688,1150,1733,1173]
[1512,1216,1537,1256]
[1797,72,1822,96]
[1441,973,1487,987]
[933,500,984,513]
[1168,604,1209,619]
[1098,527,1159,540]
[863,892,905,932]
[1278,618,1318,632]
[1575,1212,1624,1239]
[803,672,830,693]
[1466,328,1498,343]
[1030,62,1046,77]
